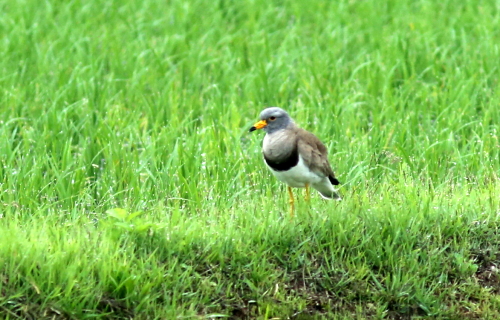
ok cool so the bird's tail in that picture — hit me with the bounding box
[319,190,342,201]
[313,180,342,201]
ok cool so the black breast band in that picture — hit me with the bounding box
[264,148,299,171]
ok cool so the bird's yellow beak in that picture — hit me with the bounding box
[249,120,267,132]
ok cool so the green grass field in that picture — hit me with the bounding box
[1,0,500,318]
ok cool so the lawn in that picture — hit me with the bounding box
[1,0,500,318]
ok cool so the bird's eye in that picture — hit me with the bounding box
[269,116,276,121]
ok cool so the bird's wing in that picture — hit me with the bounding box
[296,128,340,185]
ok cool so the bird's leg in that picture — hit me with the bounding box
[304,183,311,202]
[287,186,295,218]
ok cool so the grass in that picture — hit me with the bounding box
[0,0,500,318]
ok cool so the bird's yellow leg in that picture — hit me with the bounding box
[305,183,311,202]
[287,186,295,218]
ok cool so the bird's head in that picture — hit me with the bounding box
[249,107,293,134]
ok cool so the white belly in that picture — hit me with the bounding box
[267,155,323,188]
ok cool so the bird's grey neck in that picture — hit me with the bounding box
[264,120,295,134]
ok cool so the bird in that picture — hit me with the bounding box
[249,107,341,216]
